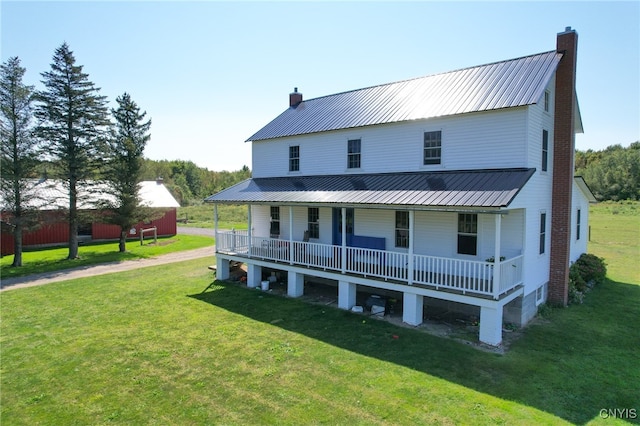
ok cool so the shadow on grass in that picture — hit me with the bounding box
[189,279,640,425]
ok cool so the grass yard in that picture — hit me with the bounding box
[0,234,214,280]
[178,204,247,229]
[0,202,638,424]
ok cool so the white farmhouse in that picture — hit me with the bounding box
[206,27,595,346]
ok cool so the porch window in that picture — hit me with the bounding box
[395,211,409,248]
[289,145,300,172]
[308,207,319,239]
[542,130,549,172]
[576,209,581,240]
[347,139,361,169]
[423,130,441,165]
[457,213,477,255]
[539,212,546,254]
[270,206,280,238]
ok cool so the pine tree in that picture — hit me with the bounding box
[101,92,153,252]
[35,43,110,259]
[0,57,40,267]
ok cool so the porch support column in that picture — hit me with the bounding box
[408,210,415,285]
[402,292,423,326]
[338,280,356,310]
[341,207,347,274]
[216,257,230,280]
[247,205,252,256]
[247,263,261,288]
[493,214,502,299]
[479,305,503,346]
[287,271,304,297]
[289,206,294,265]
[214,204,219,253]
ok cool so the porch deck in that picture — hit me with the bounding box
[216,230,523,300]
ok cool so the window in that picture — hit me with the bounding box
[539,212,546,254]
[289,145,300,172]
[542,130,549,172]
[347,139,361,169]
[308,207,319,239]
[457,213,477,255]
[270,206,280,237]
[576,209,581,240]
[544,90,550,112]
[536,285,544,305]
[423,131,442,165]
[395,211,409,248]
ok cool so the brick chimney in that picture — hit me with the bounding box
[548,27,578,306]
[289,87,302,107]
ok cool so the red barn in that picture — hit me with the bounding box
[1,180,180,255]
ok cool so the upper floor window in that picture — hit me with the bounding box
[576,209,581,241]
[423,131,442,165]
[544,90,550,112]
[289,145,300,172]
[270,206,280,238]
[308,208,319,239]
[539,212,547,254]
[457,213,477,256]
[542,130,549,172]
[347,139,361,169]
[395,211,409,248]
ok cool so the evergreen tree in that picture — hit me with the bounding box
[101,93,152,252]
[35,43,110,259]
[0,57,40,266]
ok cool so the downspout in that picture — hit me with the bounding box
[408,210,414,285]
[247,205,252,256]
[493,213,502,299]
[289,206,294,265]
[341,207,347,273]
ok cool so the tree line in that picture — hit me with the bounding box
[575,142,639,201]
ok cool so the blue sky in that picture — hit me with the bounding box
[2,1,639,171]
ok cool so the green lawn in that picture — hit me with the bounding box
[1,202,638,424]
[0,235,214,279]
[178,204,247,229]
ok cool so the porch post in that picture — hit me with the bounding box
[341,207,347,274]
[479,304,503,346]
[289,206,294,265]
[287,271,304,297]
[247,205,252,257]
[247,263,261,288]
[214,204,219,253]
[338,280,356,310]
[408,210,415,285]
[493,214,502,299]
[402,292,423,326]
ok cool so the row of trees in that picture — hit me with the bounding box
[1,44,152,265]
[575,142,640,201]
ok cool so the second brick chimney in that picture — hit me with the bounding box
[548,27,578,306]
[289,87,303,107]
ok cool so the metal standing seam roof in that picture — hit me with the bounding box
[205,168,536,209]
[247,51,563,142]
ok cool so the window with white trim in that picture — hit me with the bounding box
[347,139,361,169]
[542,129,549,172]
[308,207,319,239]
[536,285,545,305]
[270,206,280,238]
[289,145,299,172]
[544,90,550,112]
[395,211,409,248]
[457,213,477,255]
[576,209,581,240]
[423,130,442,165]
[539,212,547,254]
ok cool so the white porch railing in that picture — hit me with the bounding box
[215,231,523,299]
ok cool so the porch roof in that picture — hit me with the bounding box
[205,168,535,209]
